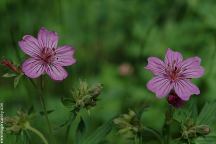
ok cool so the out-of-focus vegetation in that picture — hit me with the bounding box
[1,0,216,143]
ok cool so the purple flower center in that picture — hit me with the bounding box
[40,48,56,64]
[165,60,183,81]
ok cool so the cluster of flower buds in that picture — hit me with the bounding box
[113,110,142,138]
[181,119,210,140]
[1,59,22,74]
[4,110,29,134]
[62,81,103,112]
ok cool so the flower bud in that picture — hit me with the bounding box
[113,110,142,138]
[196,125,210,135]
[1,59,22,74]
[62,81,103,112]
[167,91,185,108]
[4,111,29,134]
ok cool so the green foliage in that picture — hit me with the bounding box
[196,101,216,126]
[80,120,113,144]
[1,0,216,144]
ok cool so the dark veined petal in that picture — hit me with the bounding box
[45,64,68,81]
[53,45,76,66]
[22,58,45,78]
[145,57,166,75]
[19,35,41,57]
[147,76,174,98]
[38,27,59,49]
[165,48,183,65]
[181,57,204,78]
[174,79,200,101]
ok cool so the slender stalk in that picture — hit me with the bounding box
[38,76,54,140]
[25,123,48,144]
[163,105,174,144]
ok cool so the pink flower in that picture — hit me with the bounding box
[19,27,76,81]
[145,48,204,101]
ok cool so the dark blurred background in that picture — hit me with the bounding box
[0,0,216,143]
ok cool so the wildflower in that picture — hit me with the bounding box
[19,27,76,81]
[145,48,204,102]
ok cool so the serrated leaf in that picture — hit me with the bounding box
[196,101,216,125]
[2,73,16,78]
[14,74,23,88]
[80,120,113,144]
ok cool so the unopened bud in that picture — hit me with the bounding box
[167,91,185,108]
[196,125,210,135]
[1,59,22,73]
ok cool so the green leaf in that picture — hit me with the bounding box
[194,134,216,144]
[196,101,216,125]
[174,98,198,123]
[39,109,55,115]
[27,105,34,115]
[2,73,16,78]
[143,127,163,144]
[14,74,23,88]
[77,117,86,134]
[80,120,113,144]
[61,97,75,109]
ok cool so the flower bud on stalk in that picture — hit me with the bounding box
[5,110,48,144]
[167,91,185,108]
[1,59,22,74]
[4,110,28,134]
[113,110,142,138]
[62,81,103,112]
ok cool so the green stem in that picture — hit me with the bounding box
[25,123,48,144]
[163,105,174,144]
[38,76,55,143]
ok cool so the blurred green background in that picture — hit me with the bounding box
[1,0,216,143]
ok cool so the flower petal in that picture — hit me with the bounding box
[147,76,174,98]
[53,45,76,66]
[174,79,200,101]
[38,27,59,49]
[22,58,45,78]
[181,57,204,78]
[145,57,166,75]
[19,35,41,57]
[165,48,183,65]
[45,64,68,81]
